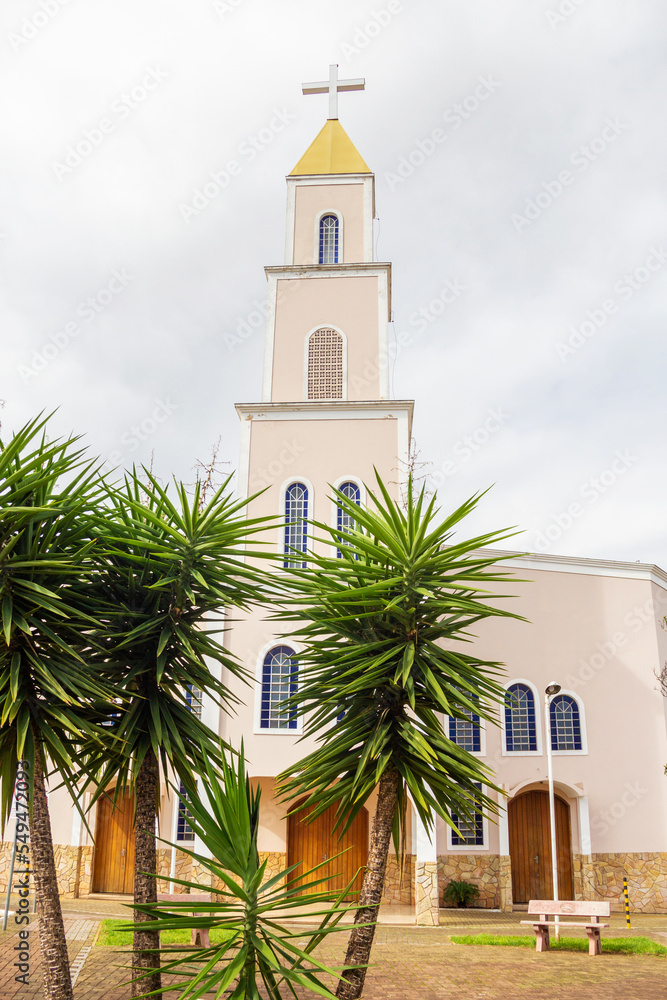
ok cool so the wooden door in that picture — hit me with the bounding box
[508,791,573,903]
[91,791,135,893]
[287,799,368,899]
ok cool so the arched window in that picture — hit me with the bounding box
[336,480,361,556]
[176,781,195,842]
[319,214,339,264]
[550,694,582,751]
[448,696,481,753]
[260,645,298,730]
[284,482,308,568]
[504,683,537,752]
[451,782,484,847]
[185,685,202,719]
[307,328,343,399]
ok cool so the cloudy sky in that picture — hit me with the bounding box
[2,0,666,568]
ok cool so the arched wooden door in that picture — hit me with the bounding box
[508,790,573,903]
[91,791,135,893]
[287,799,368,899]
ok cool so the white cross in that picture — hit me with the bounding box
[302,64,365,120]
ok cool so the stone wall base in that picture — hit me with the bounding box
[6,841,664,914]
[499,855,513,912]
[154,848,287,894]
[415,861,439,924]
[438,854,500,909]
[579,852,667,913]
[383,854,414,904]
[0,842,92,898]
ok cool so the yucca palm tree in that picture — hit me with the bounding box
[82,470,272,999]
[0,414,112,1000]
[276,475,523,1000]
[130,747,363,1000]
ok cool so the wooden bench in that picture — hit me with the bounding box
[521,899,611,955]
[156,892,212,947]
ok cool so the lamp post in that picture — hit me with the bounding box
[545,682,561,938]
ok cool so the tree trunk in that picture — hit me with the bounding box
[336,767,400,1000]
[30,738,74,1000]
[132,745,161,999]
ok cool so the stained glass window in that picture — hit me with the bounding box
[451,783,484,846]
[284,482,308,568]
[448,697,481,753]
[504,683,537,752]
[260,645,298,730]
[176,781,195,842]
[336,480,361,556]
[550,694,582,750]
[319,214,339,264]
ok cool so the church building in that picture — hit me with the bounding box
[2,68,666,921]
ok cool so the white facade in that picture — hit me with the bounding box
[3,111,665,918]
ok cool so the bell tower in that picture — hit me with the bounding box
[227,62,414,811]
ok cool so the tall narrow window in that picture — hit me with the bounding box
[336,480,361,556]
[260,645,298,730]
[448,696,481,753]
[307,328,343,399]
[176,685,202,841]
[284,482,308,568]
[176,781,195,842]
[185,685,202,719]
[319,214,339,264]
[504,683,537,752]
[550,694,582,751]
[451,783,484,847]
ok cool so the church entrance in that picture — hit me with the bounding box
[508,790,573,903]
[287,799,368,899]
[91,790,135,894]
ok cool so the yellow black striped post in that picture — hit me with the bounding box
[623,876,631,928]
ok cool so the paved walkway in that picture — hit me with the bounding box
[1,897,666,999]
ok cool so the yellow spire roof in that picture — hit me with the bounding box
[289,119,371,176]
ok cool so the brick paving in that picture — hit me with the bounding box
[1,899,666,999]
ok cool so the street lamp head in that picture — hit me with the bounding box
[545,682,561,697]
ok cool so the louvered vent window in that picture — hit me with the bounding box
[307,328,343,399]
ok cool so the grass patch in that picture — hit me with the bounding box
[450,933,667,956]
[96,919,233,948]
